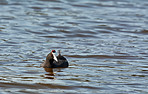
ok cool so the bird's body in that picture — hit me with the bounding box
[41,50,69,68]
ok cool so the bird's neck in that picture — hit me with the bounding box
[46,53,52,60]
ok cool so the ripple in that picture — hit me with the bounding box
[66,55,144,60]
[0,0,8,5]
[140,29,148,34]
[0,16,15,20]
[0,0,148,93]
[39,0,62,3]
[40,35,65,38]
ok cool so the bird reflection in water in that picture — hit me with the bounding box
[44,68,55,79]
[43,68,62,79]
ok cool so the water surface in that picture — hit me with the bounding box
[0,0,148,93]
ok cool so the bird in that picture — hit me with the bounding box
[41,50,69,68]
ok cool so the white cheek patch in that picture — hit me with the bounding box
[52,53,58,62]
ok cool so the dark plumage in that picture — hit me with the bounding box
[41,50,69,68]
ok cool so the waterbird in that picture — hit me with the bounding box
[41,50,69,68]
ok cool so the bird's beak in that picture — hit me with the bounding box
[52,53,58,62]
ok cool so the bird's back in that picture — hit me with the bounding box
[52,55,68,68]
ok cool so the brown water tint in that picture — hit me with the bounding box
[0,0,148,93]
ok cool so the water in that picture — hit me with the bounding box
[0,0,148,93]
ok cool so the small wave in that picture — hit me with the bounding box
[66,34,97,38]
[141,30,148,33]
[39,0,61,3]
[0,0,8,5]
[40,35,65,38]
[65,55,144,60]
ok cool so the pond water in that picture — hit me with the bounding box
[0,0,148,93]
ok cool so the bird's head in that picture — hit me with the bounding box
[51,50,58,62]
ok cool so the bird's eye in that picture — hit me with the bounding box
[52,50,56,53]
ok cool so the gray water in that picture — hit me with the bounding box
[0,0,148,93]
